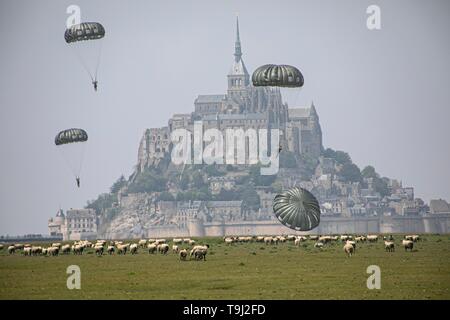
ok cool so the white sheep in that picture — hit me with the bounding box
[172,245,179,253]
[158,243,169,255]
[130,244,138,255]
[402,240,414,252]
[384,241,395,252]
[23,247,32,256]
[343,242,354,257]
[179,249,188,261]
[148,243,157,254]
[314,242,324,248]
[107,246,115,255]
[190,245,209,260]
[138,239,147,248]
[264,237,273,245]
[61,244,71,254]
[173,238,183,244]
[8,245,15,254]
[367,235,378,242]
[95,245,104,256]
[224,237,234,245]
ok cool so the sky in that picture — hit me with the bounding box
[0,0,449,235]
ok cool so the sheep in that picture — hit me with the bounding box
[31,246,42,256]
[14,244,24,250]
[0,244,3,251]
[412,235,420,242]
[138,239,147,248]
[51,243,62,249]
[23,247,32,256]
[130,244,138,255]
[95,245,104,256]
[182,238,191,244]
[42,248,48,256]
[384,241,395,252]
[61,244,71,254]
[272,237,279,245]
[158,243,169,255]
[343,243,354,257]
[147,243,157,254]
[346,240,356,252]
[48,246,59,256]
[264,237,273,245]
[402,240,414,252]
[172,245,179,254]
[8,245,15,254]
[294,237,302,246]
[117,244,129,255]
[194,250,206,261]
[256,236,265,242]
[367,235,378,242]
[309,235,319,241]
[340,235,349,242]
[107,246,115,255]
[319,236,331,244]
[188,239,196,246]
[172,238,183,244]
[155,239,166,245]
[314,242,324,248]
[190,245,209,260]
[179,249,188,261]
[73,245,84,255]
[224,237,234,245]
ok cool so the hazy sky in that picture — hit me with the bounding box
[0,0,449,235]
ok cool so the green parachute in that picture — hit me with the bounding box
[55,128,88,187]
[252,64,304,88]
[273,187,321,231]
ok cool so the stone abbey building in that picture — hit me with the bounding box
[136,18,322,172]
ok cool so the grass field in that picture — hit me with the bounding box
[0,234,449,300]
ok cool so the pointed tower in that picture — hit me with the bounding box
[227,16,250,98]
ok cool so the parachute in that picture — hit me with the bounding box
[273,187,320,231]
[64,22,105,90]
[252,64,304,109]
[55,128,88,187]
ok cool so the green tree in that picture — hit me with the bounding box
[110,175,127,194]
[127,169,167,193]
[361,165,378,179]
[340,163,362,182]
[238,184,260,210]
[86,193,117,214]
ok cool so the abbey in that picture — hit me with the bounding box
[136,17,322,172]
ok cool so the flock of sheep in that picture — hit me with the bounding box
[0,233,421,260]
[0,237,210,261]
[223,233,420,257]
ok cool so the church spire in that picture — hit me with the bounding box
[234,16,242,62]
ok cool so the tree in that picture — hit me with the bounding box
[127,169,167,193]
[86,193,116,214]
[361,165,378,179]
[238,184,260,210]
[110,175,127,194]
[340,163,362,182]
[322,148,351,165]
[158,192,175,201]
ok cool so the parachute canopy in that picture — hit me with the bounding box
[273,187,320,231]
[55,128,88,146]
[64,22,105,44]
[252,64,304,88]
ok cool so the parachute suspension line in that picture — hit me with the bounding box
[71,46,94,82]
[77,141,87,179]
[94,41,103,82]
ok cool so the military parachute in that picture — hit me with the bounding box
[55,128,88,187]
[64,22,105,91]
[252,64,304,109]
[273,187,320,231]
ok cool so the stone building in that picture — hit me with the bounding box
[49,209,97,241]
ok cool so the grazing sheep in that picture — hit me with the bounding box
[14,244,24,250]
[173,238,183,245]
[343,243,354,257]
[130,244,138,255]
[147,243,157,254]
[51,243,62,249]
[48,246,59,256]
[31,246,42,256]
[190,245,209,260]
[346,240,356,252]
[314,242,324,248]
[8,245,15,254]
[73,245,84,255]
[95,246,104,256]
[402,240,414,252]
[61,244,71,254]
[155,239,166,245]
[138,239,147,248]
[412,235,420,242]
[117,244,129,255]
[319,236,331,244]
[194,250,206,261]
[23,247,32,256]
[309,235,319,241]
[107,246,115,255]
[182,238,191,244]
[172,245,179,253]
[158,243,169,255]
[188,239,196,246]
[256,236,265,242]
[179,249,188,261]
[384,241,395,252]
[264,237,273,245]
[42,248,48,256]
[0,244,4,251]
[367,235,378,242]
[224,237,234,245]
